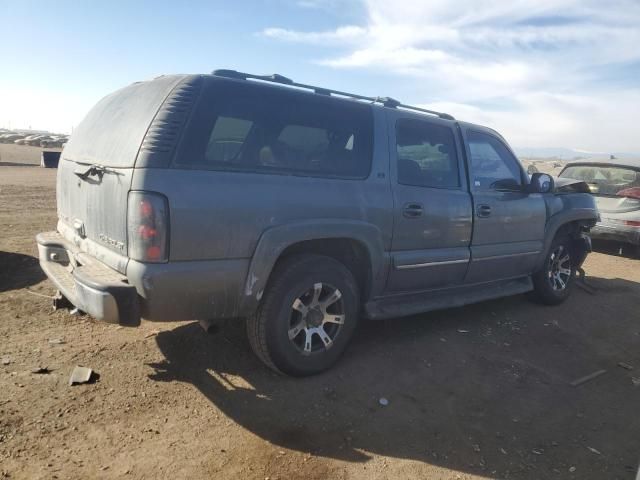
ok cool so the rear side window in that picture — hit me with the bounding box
[395,119,459,188]
[177,79,373,179]
[468,130,522,190]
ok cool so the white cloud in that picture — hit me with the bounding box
[262,25,366,44]
[262,0,640,151]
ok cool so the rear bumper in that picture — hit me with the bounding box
[590,223,640,246]
[36,231,140,326]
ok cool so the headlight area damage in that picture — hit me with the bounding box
[553,177,592,194]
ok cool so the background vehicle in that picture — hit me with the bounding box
[560,160,640,256]
[37,70,598,375]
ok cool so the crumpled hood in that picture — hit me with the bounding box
[553,177,591,194]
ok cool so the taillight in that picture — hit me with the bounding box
[127,192,169,262]
[617,187,640,200]
[624,220,640,227]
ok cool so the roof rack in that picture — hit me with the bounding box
[211,69,455,121]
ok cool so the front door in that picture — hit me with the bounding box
[386,114,473,293]
[462,129,546,283]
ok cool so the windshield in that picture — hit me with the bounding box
[560,164,640,196]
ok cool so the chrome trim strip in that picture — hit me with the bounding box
[474,251,540,262]
[396,259,469,270]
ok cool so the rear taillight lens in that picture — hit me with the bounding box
[617,187,640,200]
[624,220,640,227]
[127,192,169,262]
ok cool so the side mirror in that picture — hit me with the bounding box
[528,173,554,193]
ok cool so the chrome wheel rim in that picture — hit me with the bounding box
[547,245,572,291]
[288,282,345,355]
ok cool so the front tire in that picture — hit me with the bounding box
[531,236,576,305]
[246,254,359,376]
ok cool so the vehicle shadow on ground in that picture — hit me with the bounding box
[150,277,640,479]
[0,251,46,292]
[592,239,639,260]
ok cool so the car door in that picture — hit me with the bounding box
[386,112,473,293]
[462,129,546,283]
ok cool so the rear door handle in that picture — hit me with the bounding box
[403,203,424,218]
[477,204,492,218]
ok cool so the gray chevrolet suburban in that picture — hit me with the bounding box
[37,70,598,375]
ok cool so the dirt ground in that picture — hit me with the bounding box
[1,159,639,480]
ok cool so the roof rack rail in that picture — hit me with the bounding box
[211,69,455,121]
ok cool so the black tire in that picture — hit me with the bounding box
[531,235,576,305]
[246,254,359,376]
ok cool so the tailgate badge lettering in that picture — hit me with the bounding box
[99,233,125,251]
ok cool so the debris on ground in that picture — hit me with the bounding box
[31,367,51,374]
[69,366,98,386]
[378,397,389,406]
[48,338,65,345]
[569,466,576,473]
[632,377,640,387]
[570,369,607,387]
[2,357,10,365]
[617,362,634,371]
[532,448,544,455]
[457,329,470,334]
[586,446,602,455]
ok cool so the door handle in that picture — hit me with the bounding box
[477,204,492,218]
[403,203,424,218]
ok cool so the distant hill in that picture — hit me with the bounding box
[514,147,640,161]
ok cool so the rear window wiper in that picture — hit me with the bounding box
[74,164,122,180]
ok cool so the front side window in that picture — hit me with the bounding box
[468,131,522,191]
[177,80,373,179]
[395,119,460,189]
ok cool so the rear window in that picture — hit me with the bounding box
[62,76,183,167]
[560,164,640,195]
[175,78,373,179]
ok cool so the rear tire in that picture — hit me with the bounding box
[246,254,359,376]
[531,236,576,305]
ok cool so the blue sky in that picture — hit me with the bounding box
[1,0,639,152]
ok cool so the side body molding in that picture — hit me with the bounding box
[239,220,388,316]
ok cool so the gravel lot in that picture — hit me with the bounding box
[1,157,639,479]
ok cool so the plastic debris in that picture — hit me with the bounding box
[48,338,65,345]
[457,329,470,333]
[1,357,10,366]
[570,369,606,387]
[586,446,601,455]
[378,397,389,406]
[69,366,97,386]
[569,466,576,473]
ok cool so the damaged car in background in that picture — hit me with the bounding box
[560,159,640,257]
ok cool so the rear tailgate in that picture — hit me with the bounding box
[56,75,185,273]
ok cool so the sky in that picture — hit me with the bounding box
[1,0,639,153]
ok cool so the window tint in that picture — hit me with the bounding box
[178,79,373,178]
[468,131,522,190]
[395,119,459,188]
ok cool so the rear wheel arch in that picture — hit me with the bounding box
[239,221,385,317]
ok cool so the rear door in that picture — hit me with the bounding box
[462,129,546,283]
[386,112,472,293]
[57,75,185,272]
